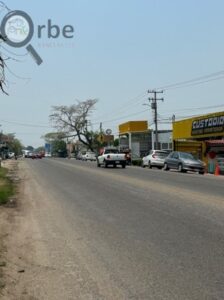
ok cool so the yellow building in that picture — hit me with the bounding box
[119,121,148,134]
[119,121,150,159]
[173,111,224,173]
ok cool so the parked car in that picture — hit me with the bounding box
[82,151,96,161]
[142,150,170,169]
[8,152,15,159]
[164,151,205,174]
[45,153,52,157]
[75,152,83,160]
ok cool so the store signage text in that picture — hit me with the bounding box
[191,115,224,136]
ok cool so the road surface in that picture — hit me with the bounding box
[7,158,224,299]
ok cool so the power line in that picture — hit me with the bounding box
[158,104,224,122]
[93,70,224,126]
[92,91,147,121]
[164,76,224,91]
[0,119,52,128]
[155,70,224,91]
[160,104,224,114]
[94,71,224,127]
[92,109,149,125]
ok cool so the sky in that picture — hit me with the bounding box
[0,0,224,148]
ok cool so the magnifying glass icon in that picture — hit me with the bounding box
[0,10,43,65]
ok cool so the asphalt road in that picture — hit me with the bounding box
[23,158,224,300]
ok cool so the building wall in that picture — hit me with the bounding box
[152,131,172,150]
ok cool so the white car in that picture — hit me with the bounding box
[8,152,15,159]
[97,147,126,168]
[82,151,96,161]
[45,153,52,157]
[142,150,169,169]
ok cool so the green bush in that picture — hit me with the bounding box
[131,159,142,166]
[0,168,14,205]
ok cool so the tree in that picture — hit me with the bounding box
[50,99,98,152]
[0,133,24,157]
[113,138,119,147]
[51,140,67,157]
[26,146,34,151]
[8,138,23,156]
[0,34,8,94]
[43,132,67,143]
[35,146,45,153]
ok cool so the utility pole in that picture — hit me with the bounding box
[100,122,103,134]
[99,122,104,145]
[148,90,164,150]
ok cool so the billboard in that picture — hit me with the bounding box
[173,111,224,140]
[45,143,51,153]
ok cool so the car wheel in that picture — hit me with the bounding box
[163,163,169,171]
[141,161,145,168]
[122,163,126,169]
[178,163,183,172]
[97,160,101,167]
[148,161,152,169]
[199,171,204,175]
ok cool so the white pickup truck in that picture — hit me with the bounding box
[97,147,126,168]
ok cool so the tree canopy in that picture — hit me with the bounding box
[50,99,98,151]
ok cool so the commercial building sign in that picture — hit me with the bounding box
[191,114,224,136]
[119,121,148,134]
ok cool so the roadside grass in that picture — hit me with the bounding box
[0,167,14,205]
[0,165,16,294]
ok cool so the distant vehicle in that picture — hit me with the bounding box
[82,151,96,161]
[27,152,33,158]
[97,147,126,168]
[142,150,169,169]
[7,152,15,159]
[164,151,205,174]
[45,153,52,157]
[31,153,42,159]
[76,152,83,160]
[22,150,31,158]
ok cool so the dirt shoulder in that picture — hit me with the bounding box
[0,160,37,300]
